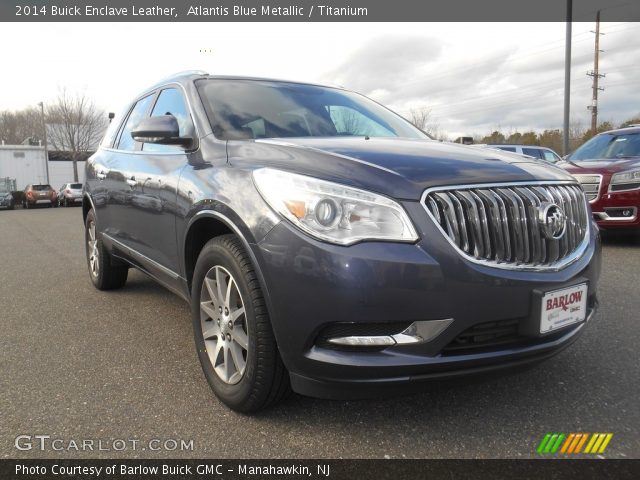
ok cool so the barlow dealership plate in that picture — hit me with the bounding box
[540,283,588,334]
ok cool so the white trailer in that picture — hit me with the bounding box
[0,145,86,190]
[0,145,47,190]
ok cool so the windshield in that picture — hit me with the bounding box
[196,79,427,141]
[569,132,640,161]
[32,185,52,191]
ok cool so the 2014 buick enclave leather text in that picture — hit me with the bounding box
[84,72,601,412]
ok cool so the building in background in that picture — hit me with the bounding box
[0,145,87,190]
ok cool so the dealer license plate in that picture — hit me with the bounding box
[540,283,587,334]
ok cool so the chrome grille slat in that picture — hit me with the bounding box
[424,182,590,270]
[521,187,547,264]
[449,193,470,253]
[456,191,484,258]
[468,190,492,259]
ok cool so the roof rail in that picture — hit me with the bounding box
[159,70,209,82]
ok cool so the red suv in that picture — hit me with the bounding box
[23,184,58,209]
[561,126,640,230]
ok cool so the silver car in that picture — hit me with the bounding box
[58,183,83,207]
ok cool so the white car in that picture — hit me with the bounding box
[489,145,562,164]
[58,183,83,207]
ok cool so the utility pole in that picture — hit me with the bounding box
[563,0,572,156]
[38,102,50,185]
[587,10,605,136]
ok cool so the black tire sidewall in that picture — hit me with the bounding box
[191,239,262,409]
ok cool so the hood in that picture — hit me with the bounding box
[226,136,575,200]
[559,158,640,175]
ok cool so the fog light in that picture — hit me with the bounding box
[327,318,454,347]
[328,335,395,347]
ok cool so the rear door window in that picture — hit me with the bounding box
[522,147,544,159]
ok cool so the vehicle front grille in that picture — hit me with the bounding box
[423,182,589,269]
[571,174,602,202]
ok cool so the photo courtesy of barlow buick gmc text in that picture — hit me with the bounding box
[1,1,639,479]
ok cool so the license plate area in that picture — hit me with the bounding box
[539,283,588,334]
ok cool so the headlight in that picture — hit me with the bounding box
[610,169,640,190]
[253,168,419,246]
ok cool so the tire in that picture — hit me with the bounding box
[85,209,128,290]
[191,234,290,412]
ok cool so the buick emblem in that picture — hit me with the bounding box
[538,202,566,240]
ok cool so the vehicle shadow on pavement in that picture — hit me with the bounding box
[600,230,640,247]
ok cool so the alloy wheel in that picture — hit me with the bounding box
[199,265,248,385]
[87,221,99,277]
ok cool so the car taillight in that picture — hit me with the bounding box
[65,189,71,194]
[27,191,33,198]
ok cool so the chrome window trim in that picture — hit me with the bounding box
[420,180,591,272]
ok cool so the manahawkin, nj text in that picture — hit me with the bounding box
[15,4,368,19]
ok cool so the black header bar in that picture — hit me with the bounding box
[3,459,640,480]
[2,0,640,22]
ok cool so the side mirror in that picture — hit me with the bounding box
[131,115,192,147]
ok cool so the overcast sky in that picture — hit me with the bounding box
[0,22,638,138]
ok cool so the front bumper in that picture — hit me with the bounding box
[253,208,601,399]
[591,187,640,229]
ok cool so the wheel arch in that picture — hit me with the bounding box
[183,210,269,299]
[82,194,96,224]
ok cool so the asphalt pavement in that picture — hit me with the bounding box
[1,207,638,459]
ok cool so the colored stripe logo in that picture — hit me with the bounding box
[537,433,613,454]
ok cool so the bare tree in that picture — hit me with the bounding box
[0,108,43,145]
[339,108,366,136]
[408,108,442,139]
[46,89,107,181]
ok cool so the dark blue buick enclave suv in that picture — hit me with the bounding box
[84,71,601,412]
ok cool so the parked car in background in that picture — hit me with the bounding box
[58,183,83,207]
[560,126,640,230]
[84,72,600,412]
[490,145,562,164]
[0,186,14,210]
[23,184,57,208]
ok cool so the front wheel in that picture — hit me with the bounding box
[191,235,290,412]
[85,209,128,290]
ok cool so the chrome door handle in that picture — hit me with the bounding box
[126,178,137,188]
